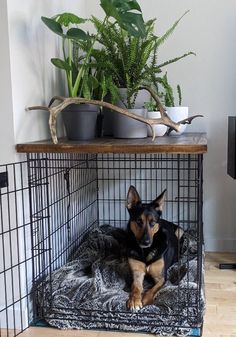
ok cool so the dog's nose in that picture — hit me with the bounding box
[140,234,151,247]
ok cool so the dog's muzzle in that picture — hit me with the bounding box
[139,232,152,248]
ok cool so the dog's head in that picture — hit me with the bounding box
[126,185,166,249]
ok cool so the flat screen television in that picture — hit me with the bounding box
[227,116,236,179]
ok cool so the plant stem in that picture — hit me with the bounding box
[63,38,73,96]
[68,39,73,93]
[71,15,109,98]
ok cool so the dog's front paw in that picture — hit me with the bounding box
[127,296,143,311]
[142,291,154,306]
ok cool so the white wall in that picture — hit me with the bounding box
[86,0,236,252]
[0,1,15,164]
[6,0,86,144]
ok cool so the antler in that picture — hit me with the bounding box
[27,97,162,144]
[140,85,203,133]
[26,93,203,144]
[166,114,203,135]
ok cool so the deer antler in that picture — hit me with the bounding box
[27,97,161,144]
[26,94,203,144]
[140,85,203,133]
[166,114,203,135]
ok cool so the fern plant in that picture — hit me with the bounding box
[93,10,195,108]
[92,17,157,108]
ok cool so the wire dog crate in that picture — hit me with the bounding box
[1,134,207,337]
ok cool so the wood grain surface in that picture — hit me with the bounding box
[16,133,207,154]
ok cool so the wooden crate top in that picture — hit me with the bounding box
[16,133,207,154]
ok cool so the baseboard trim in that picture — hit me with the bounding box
[205,238,236,252]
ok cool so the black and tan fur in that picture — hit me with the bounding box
[126,185,182,310]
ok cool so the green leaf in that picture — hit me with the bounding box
[156,10,190,48]
[51,58,71,71]
[88,76,99,90]
[100,0,145,37]
[66,28,89,41]
[119,12,145,37]
[101,0,142,16]
[53,13,87,27]
[41,16,63,36]
[157,51,196,69]
[112,0,142,13]
[177,84,182,106]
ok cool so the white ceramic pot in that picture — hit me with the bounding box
[166,106,189,135]
[147,111,168,137]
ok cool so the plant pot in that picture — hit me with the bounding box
[62,104,99,140]
[112,88,149,138]
[102,94,114,136]
[166,106,189,135]
[103,88,150,137]
[147,111,168,137]
[113,108,147,139]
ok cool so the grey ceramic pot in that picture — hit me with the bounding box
[112,88,149,138]
[62,104,99,141]
[113,108,147,139]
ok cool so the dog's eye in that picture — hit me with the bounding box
[136,218,143,227]
[150,221,156,228]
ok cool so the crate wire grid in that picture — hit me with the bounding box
[97,153,203,329]
[0,152,203,336]
[0,161,32,337]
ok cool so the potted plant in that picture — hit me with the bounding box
[159,72,189,135]
[144,100,168,137]
[91,15,154,138]
[94,10,195,138]
[41,0,146,140]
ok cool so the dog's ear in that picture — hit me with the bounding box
[151,189,166,211]
[127,185,141,210]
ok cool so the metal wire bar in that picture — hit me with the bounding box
[0,160,33,337]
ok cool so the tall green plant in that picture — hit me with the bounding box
[93,10,195,108]
[41,0,145,98]
[160,73,181,106]
[93,18,157,108]
[150,72,182,106]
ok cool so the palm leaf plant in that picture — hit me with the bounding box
[41,0,146,99]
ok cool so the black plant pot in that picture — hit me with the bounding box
[62,104,99,141]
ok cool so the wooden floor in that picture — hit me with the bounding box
[2,253,236,337]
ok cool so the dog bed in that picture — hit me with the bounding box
[39,225,205,336]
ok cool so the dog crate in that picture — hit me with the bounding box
[1,134,207,337]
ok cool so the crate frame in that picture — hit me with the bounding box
[0,134,207,336]
[26,151,204,335]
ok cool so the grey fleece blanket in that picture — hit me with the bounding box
[40,225,205,336]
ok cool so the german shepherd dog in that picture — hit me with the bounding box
[126,185,182,311]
